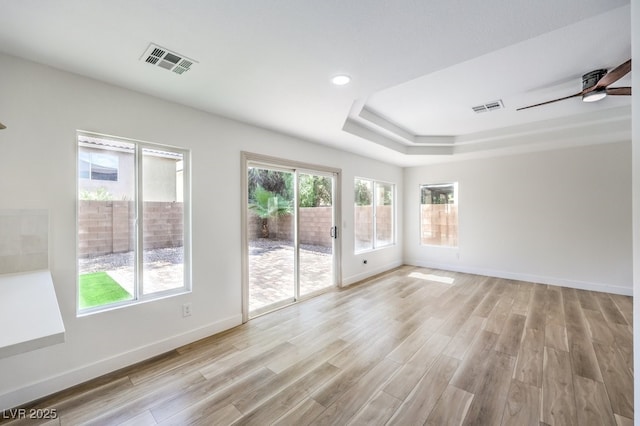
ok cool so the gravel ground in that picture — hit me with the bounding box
[80,241,327,273]
[79,247,184,273]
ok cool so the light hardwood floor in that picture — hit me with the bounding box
[2,266,634,425]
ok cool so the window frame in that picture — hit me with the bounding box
[354,177,396,253]
[76,132,192,315]
[419,182,458,248]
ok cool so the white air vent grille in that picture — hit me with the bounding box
[472,100,504,113]
[140,43,197,76]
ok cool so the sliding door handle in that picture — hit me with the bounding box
[330,226,338,239]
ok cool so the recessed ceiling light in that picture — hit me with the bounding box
[331,75,351,86]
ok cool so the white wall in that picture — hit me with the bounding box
[631,0,639,419]
[404,142,632,295]
[0,53,403,409]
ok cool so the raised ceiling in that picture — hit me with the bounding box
[0,0,631,166]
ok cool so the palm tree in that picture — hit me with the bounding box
[249,186,293,238]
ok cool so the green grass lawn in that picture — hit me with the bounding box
[79,272,132,309]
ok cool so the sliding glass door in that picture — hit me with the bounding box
[298,171,335,298]
[244,156,339,319]
[247,166,295,315]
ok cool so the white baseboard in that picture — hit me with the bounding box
[0,314,242,410]
[342,260,404,287]
[404,259,632,296]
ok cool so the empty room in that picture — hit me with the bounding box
[0,1,637,425]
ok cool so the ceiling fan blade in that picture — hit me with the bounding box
[606,87,631,96]
[595,59,631,89]
[516,92,583,111]
[0,122,5,130]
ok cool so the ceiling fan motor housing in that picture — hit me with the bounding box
[582,69,607,90]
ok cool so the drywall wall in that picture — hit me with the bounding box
[0,209,48,274]
[404,141,632,295]
[631,0,638,416]
[0,53,403,408]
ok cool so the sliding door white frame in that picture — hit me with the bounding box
[241,151,342,323]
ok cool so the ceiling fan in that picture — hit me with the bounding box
[517,59,631,111]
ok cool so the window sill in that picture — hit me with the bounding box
[419,244,459,249]
[77,287,192,317]
[355,243,396,255]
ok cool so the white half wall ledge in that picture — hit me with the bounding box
[405,259,633,296]
[0,270,65,360]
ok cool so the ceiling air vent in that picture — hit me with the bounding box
[472,100,504,113]
[140,43,197,75]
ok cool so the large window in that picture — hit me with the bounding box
[420,183,458,247]
[77,133,190,313]
[354,178,394,252]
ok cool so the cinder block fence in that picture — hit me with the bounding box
[78,200,183,257]
[248,207,333,247]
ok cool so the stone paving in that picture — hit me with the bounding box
[249,239,333,312]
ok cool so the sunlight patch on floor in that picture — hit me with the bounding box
[409,271,454,284]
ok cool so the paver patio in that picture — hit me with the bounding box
[249,239,333,312]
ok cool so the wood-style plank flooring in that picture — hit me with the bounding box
[3,266,634,425]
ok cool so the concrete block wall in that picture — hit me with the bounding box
[143,202,184,249]
[354,205,393,247]
[354,206,373,247]
[78,201,120,257]
[78,201,183,257]
[375,206,393,243]
[248,207,333,247]
[247,206,390,248]
[421,204,458,246]
[247,213,293,241]
[112,201,133,253]
[299,207,332,247]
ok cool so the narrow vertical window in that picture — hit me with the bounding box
[374,182,394,248]
[420,183,458,247]
[77,133,190,313]
[354,178,373,252]
[354,178,395,253]
[141,148,186,295]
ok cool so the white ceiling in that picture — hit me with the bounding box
[0,0,631,166]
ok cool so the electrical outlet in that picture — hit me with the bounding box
[182,303,192,317]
